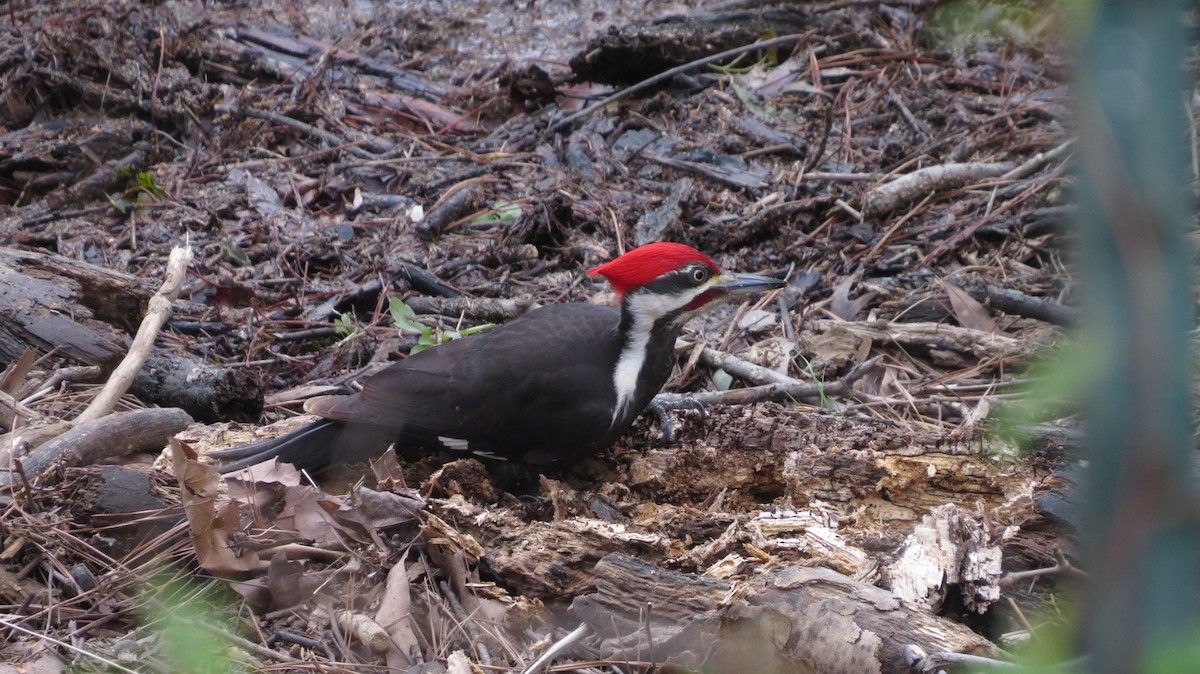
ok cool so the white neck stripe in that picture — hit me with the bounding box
[611,283,712,424]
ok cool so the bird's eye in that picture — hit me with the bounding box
[692,268,707,283]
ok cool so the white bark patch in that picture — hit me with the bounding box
[883,503,1012,614]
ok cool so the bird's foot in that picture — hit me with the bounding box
[646,396,707,445]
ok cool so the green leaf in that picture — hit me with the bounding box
[135,171,167,199]
[410,329,440,354]
[221,238,253,267]
[333,312,358,338]
[388,297,426,333]
[468,201,523,225]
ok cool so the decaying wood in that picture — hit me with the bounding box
[0,246,262,422]
[621,404,1051,513]
[423,403,1058,606]
[63,464,181,559]
[134,353,265,423]
[638,178,694,246]
[883,504,1008,615]
[1,407,193,486]
[0,247,149,365]
[571,553,997,674]
[417,181,487,238]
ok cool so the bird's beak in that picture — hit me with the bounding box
[711,273,786,295]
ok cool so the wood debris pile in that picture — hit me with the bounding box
[0,0,1079,671]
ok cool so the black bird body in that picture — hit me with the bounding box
[213,243,784,476]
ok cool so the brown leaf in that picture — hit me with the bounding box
[170,439,263,575]
[283,486,358,545]
[941,281,997,333]
[376,560,420,670]
[829,274,866,321]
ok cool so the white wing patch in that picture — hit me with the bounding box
[611,285,712,424]
[437,435,471,451]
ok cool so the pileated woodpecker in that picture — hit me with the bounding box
[212,242,784,476]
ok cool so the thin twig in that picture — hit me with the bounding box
[75,246,192,424]
[655,357,878,407]
[520,623,589,674]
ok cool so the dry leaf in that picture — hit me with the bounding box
[170,438,263,574]
[376,560,421,670]
[941,281,997,333]
[830,273,867,321]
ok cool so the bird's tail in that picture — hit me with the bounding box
[210,420,393,474]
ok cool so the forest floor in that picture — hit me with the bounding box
[0,1,1076,672]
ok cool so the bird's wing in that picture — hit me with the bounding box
[305,335,475,431]
[440,303,624,460]
[306,304,623,460]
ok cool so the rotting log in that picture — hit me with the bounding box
[616,404,1052,515]
[0,246,262,422]
[570,7,816,85]
[0,246,147,364]
[422,404,1060,604]
[63,464,183,560]
[134,353,263,423]
[570,553,997,674]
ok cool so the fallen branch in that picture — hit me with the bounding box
[403,295,539,322]
[0,390,49,432]
[643,152,769,190]
[2,407,193,486]
[984,285,1078,327]
[416,181,486,238]
[1000,140,1073,181]
[75,246,192,424]
[861,161,1015,218]
[655,357,877,407]
[675,340,799,387]
[809,319,1028,359]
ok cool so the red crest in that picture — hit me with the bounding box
[588,242,720,297]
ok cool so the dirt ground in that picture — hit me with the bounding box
[0,1,1075,672]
